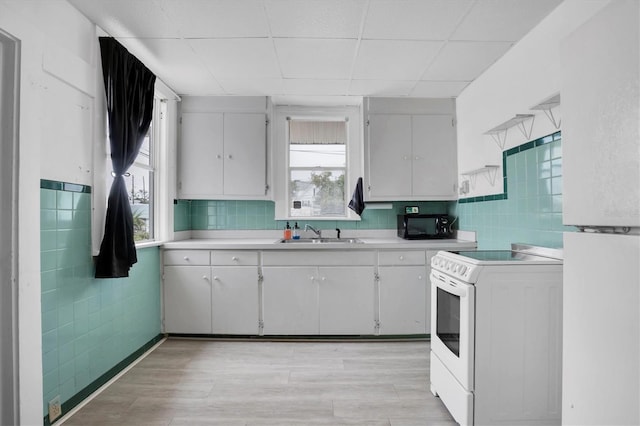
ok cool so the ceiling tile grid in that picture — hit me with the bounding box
[68,0,563,103]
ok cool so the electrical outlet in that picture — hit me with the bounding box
[48,396,62,422]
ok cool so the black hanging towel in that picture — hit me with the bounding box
[348,177,365,216]
[95,37,156,278]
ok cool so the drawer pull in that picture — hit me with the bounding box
[213,276,220,281]
[184,256,189,261]
[202,275,209,281]
[399,255,404,261]
[231,256,239,261]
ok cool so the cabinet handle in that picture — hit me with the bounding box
[415,156,420,160]
[183,256,189,261]
[216,154,222,159]
[399,255,404,261]
[418,275,423,280]
[231,256,238,261]
[202,275,209,281]
[213,276,220,281]
[321,277,326,281]
[227,154,233,160]
[403,155,409,161]
[309,276,315,281]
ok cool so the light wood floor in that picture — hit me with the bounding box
[62,338,457,426]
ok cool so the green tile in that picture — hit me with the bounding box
[57,191,74,210]
[41,189,57,209]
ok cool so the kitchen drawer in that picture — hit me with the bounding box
[211,250,259,266]
[164,250,210,266]
[262,250,375,266]
[378,250,426,266]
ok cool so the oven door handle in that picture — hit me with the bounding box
[431,272,468,298]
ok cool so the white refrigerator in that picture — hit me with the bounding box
[560,1,640,424]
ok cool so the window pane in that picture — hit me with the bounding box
[124,164,153,241]
[290,144,346,168]
[136,132,151,167]
[290,170,345,217]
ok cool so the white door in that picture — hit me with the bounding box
[262,267,319,335]
[211,267,259,334]
[223,113,266,196]
[163,266,212,334]
[378,266,427,334]
[318,266,375,334]
[367,114,412,199]
[179,112,224,197]
[412,115,456,198]
[562,231,640,425]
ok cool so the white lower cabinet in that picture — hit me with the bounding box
[318,266,375,335]
[163,248,437,336]
[164,265,212,334]
[211,266,259,334]
[163,250,259,335]
[261,251,376,335]
[261,266,319,335]
[377,250,428,335]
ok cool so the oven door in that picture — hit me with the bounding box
[430,270,475,391]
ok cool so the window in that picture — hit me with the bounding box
[124,127,154,241]
[120,98,163,242]
[288,119,347,218]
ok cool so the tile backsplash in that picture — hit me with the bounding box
[174,199,451,232]
[40,180,161,417]
[450,132,575,249]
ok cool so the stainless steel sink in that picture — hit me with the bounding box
[279,238,363,244]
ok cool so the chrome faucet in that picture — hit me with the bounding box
[304,224,321,238]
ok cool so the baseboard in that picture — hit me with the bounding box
[43,333,165,425]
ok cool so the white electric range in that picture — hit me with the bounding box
[429,244,563,426]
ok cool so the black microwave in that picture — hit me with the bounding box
[397,214,453,240]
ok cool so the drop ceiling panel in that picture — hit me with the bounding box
[160,0,270,38]
[362,0,473,40]
[282,79,351,96]
[189,39,282,80]
[127,38,223,95]
[422,41,512,81]
[348,80,415,97]
[451,0,562,41]
[275,38,358,79]
[265,0,367,38]
[70,0,181,38]
[411,81,470,98]
[218,79,285,96]
[352,40,443,80]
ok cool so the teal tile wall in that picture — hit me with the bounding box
[40,182,161,416]
[174,199,451,232]
[450,132,576,249]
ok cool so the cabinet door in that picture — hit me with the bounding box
[163,266,212,334]
[211,267,259,334]
[262,267,319,335]
[412,115,456,198]
[378,266,427,335]
[223,113,266,196]
[367,114,412,199]
[318,266,376,335]
[179,112,224,197]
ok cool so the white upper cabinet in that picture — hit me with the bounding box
[364,98,457,201]
[178,96,269,200]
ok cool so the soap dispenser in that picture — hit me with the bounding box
[293,222,300,239]
[284,222,292,240]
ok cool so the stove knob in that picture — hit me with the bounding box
[459,265,467,275]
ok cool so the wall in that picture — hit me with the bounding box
[175,199,451,233]
[40,181,161,419]
[0,1,163,422]
[455,0,611,198]
[449,132,575,250]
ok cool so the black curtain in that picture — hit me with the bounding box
[95,37,156,278]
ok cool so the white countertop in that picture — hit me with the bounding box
[163,237,477,251]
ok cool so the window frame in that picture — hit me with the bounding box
[273,106,363,221]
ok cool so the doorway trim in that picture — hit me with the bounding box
[0,28,20,426]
